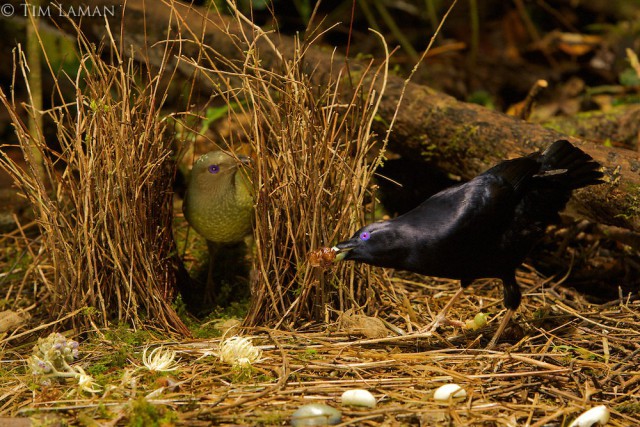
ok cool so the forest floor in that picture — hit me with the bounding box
[1,255,639,426]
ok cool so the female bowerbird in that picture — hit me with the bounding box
[183,151,253,305]
[332,140,603,348]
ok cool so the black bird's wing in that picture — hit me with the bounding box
[393,155,541,279]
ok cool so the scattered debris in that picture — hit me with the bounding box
[337,309,388,339]
[465,312,488,331]
[308,247,337,269]
[0,310,29,334]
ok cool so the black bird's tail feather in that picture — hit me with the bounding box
[515,139,603,230]
[538,139,603,189]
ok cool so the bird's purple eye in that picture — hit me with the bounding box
[359,231,370,241]
[208,164,220,174]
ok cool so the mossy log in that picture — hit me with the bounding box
[542,105,640,151]
[34,0,640,233]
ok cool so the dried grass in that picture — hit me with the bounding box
[182,8,394,326]
[0,28,188,334]
[1,270,638,425]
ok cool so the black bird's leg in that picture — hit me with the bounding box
[421,282,470,332]
[487,274,521,349]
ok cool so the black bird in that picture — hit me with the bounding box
[332,140,603,347]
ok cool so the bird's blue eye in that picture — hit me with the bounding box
[208,164,220,174]
[359,231,370,241]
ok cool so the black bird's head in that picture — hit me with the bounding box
[332,220,407,268]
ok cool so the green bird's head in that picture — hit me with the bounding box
[189,151,251,191]
[183,150,254,243]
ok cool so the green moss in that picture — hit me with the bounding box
[613,183,640,222]
[543,120,579,137]
[77,411,105,426]
[543,107,637,138]
[31,416,68,427]
[616,402,640,414]
[171,295,190,320]
[229,364,257,383]
[188,301,249,338]
[467,90,495,109]
[81,324,164,384]
[419,142,438,162]
[82,345,132,389]
[85,363,109,377]
[80,306,99,317]
[191,323,222,339]
[256,373,277,383]
[96,403,114,420]
[624,183,640,199]
[444,124,481,159]
[299,348,319,360]
[126,397,178,427]
[104,323,156,347]
[237,410,287,425]
[552,345,603,361]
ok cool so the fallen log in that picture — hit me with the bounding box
[30,0,640,232]
[541,105,640,151]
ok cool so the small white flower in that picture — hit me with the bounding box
[142,346,180,372]
[76,368,102,394]
[235,357,253,366]
[219,336,262,367]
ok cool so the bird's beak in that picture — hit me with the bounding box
[238,155,252,166]
[331,239,357,261]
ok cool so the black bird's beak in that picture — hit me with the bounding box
[331,239,358,261]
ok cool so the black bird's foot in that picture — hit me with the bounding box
[486,308,515,349]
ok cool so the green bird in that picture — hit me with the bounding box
[182,150,253,307]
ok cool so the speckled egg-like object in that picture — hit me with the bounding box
[291,403,341,426]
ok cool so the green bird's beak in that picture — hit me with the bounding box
[238,155,252,166]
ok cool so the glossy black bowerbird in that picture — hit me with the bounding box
[333,140,603,347]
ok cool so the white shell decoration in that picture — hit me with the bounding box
[291,403,341,426]
[433,383,467,402]
[341,389,376,408]
[568,405,610,427]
